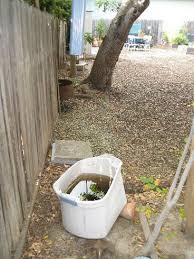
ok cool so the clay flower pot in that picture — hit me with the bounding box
[58,79,74,100]
[120,200,136,220]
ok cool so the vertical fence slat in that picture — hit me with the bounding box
[0,0,66,257]
[0,196,10,259]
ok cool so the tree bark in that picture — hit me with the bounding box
[34,0,40,8]
[87,0,150,91]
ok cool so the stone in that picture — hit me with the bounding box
[51,140,93,165]
[186,47,194,55]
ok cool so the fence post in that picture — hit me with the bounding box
[185,127,194,238]
[70,55,77,77]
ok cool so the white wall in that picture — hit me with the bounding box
[84,11,93,54]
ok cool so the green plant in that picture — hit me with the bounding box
[137,204,155,219]
[172,32,188,45]
[23,0,72,21]
[179,207,186,220]
[140,176,168,194]
[52,0,72,21]
[96,19,107,40]
[96,0,121,12]
[84,33,93,45]
[79,183,105,201]
[163,32,169,43]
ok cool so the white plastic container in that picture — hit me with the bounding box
[53,154,127,239]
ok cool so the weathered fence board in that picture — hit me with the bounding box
[59,20,67,66]
[0,0,66,258]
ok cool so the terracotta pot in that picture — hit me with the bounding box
[59,79,74,100]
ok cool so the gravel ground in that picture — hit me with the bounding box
[23,49,194,259]
[55,49,194,184]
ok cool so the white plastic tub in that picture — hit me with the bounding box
[53,154,127,239]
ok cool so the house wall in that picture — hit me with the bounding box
[84,11,93,54]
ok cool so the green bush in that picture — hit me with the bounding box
[52,0,71,21]
[84,33,93,45]
[23,0,72,21]
[172,32,188,45]
[163,32,169,44]
[96,0,121,12]
[96,19,107,40]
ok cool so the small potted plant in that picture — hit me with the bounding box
[84,32,93,45]
[172,30,188,48]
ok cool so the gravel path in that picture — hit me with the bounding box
[55,49,194,183]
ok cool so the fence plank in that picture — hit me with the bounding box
[0,0,66,257]
[185,128,194,237]
[0,197,10,259]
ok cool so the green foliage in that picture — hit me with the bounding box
[137,204,155,219]
[179,207,186,220]
[140,176,168,194]
[172,32,188,45]
[52,0,71,20]
[96,19,107,39]
[39,0,55,13]
[84,33,93,45]
[96,0,121,12]
[140,176,155,185]
[23,0,72,21]
[79,183,105,201]
[163,32,169,43]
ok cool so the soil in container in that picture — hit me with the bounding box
[65,174,113,201]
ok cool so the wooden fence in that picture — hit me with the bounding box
[140,20,163,45]
[59,21,67,67]
[92,19,163,45]
[0,0,66,258]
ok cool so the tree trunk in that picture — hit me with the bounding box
[87,0,150,91]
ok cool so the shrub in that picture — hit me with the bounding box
[84,33,93,45]
[163,32,170,44]
[96,19,107,40]
[172,32,188,45]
